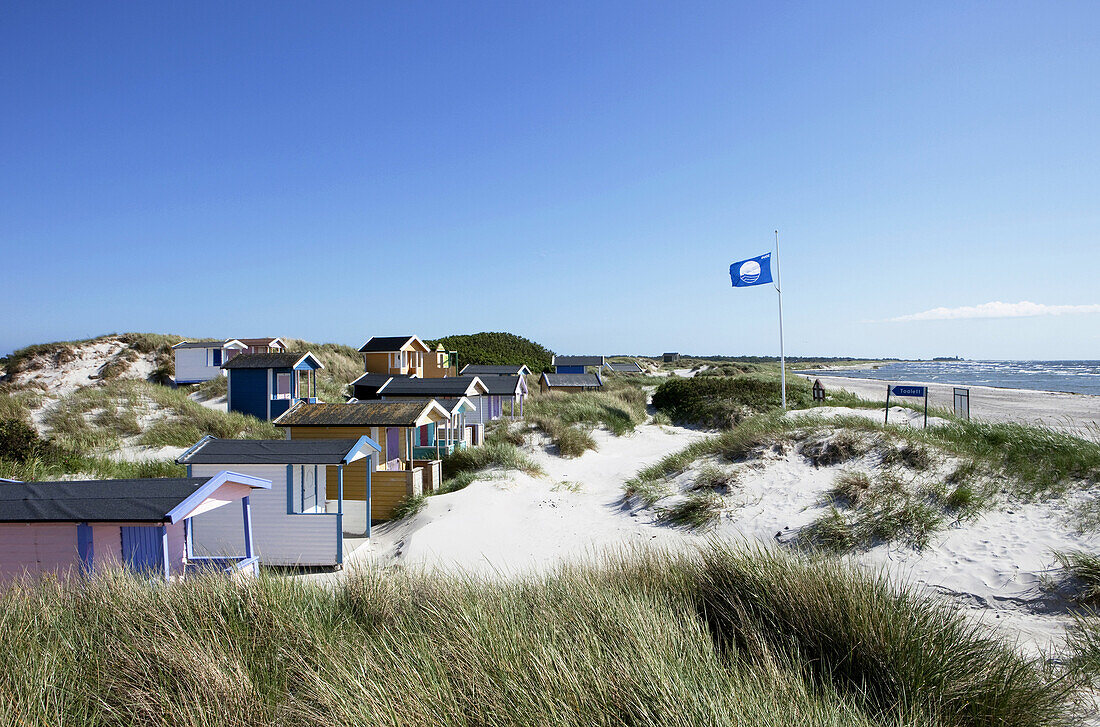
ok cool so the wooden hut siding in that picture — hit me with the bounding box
[371,470,423,519]
[0,523,80,580]
[188,463,342,566]
[0,521,189,580]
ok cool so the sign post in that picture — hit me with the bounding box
[886,384,929,427]
[953,388,970,420]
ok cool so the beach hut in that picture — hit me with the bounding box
[539,372,603,393]
[424,343,458,378]
[348,372,394,401]
[237,337,287,354]
[358,336,432,378]
[813,379,826,402]
[0,472,271,582]
[178,436,381,565]
[552,355,606,374]
[606,360,644,374]
[465,374,527,421]
[172,339,247,384]
[274,400,451,521]
[222,352,323,421]
[459,364,532,377]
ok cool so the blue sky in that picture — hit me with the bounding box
[2,2,1098,360]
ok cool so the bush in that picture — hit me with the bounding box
[0,418,41,462]
[652,375,813,428]
[425,332,554,373]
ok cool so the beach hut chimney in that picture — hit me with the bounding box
[812,379,825,403]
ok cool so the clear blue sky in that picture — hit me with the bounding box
[2,2,1098,360]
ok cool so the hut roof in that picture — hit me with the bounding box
[274,400,448,428]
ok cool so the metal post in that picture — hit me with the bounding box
[775,230,786,409]
[924,390,928,429]
[884,385,891,425]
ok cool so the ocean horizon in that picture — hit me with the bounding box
[801,360,1100,397]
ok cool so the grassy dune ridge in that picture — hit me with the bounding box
[0,545,1077,727]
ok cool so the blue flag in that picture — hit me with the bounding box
[730,253,773,287]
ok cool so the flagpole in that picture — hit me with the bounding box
[775,229,786,409]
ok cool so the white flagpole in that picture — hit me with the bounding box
[775,229,786,409]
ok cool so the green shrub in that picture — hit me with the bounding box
[425,332,553,373]
[0,419,41,462]
[652,375,813,428]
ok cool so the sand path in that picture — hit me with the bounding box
[360,423,713,576]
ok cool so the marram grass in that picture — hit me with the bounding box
[0,545,1079,727]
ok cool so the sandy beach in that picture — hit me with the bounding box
[799,373,1100,438]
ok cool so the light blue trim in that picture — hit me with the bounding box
[164,471,272,524]
[176,435,215,465]
[184,518,194,560]
[160,524,170,581]
[365,455,372,539]
[336,465,344,565]
[344,434,382,463]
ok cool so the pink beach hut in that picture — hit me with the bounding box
[0,472,271,582]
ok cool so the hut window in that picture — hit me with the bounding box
[291,465,323,514]
[276,373,291,398]
[211,349,222,366]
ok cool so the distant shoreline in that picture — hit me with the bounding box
[798,373,1100,437]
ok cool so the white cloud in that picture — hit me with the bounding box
[887,301,1100,322]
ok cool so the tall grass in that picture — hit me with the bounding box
[42,379,279,450]
[440,441,542,490]
[0,545,1074,726]
[523,383,646,457]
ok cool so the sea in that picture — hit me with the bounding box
[800,360,1100,397]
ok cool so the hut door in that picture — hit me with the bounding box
[121,526,163,574]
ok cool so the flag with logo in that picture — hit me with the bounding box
[730,252,773,287]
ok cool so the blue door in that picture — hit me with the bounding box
[121,526,164,575]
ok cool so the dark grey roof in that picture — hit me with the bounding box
[178,438,372,465]
[377,376,485,397]
[477,375,524,395]
[553,355,605,367]
[0,478,210,523]
[433,397,476,414]
[358,336,419,352]
[459,364,532,376]
[607,361,643,372]
[221,352,319,370]
[541,373,602,388]
[172,340,228,349]
[350,373,394,388]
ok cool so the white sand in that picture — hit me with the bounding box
[354,405,1100,655]
[364,424,713,576]
[786,405,949,428]
[801,373,1100,438]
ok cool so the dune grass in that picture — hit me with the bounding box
[42,379,280,451]
[656,492,724,530]
[281,338,363,403]
[523,378,648,458]
[439,441,542,495]
[0,545,1075,726]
